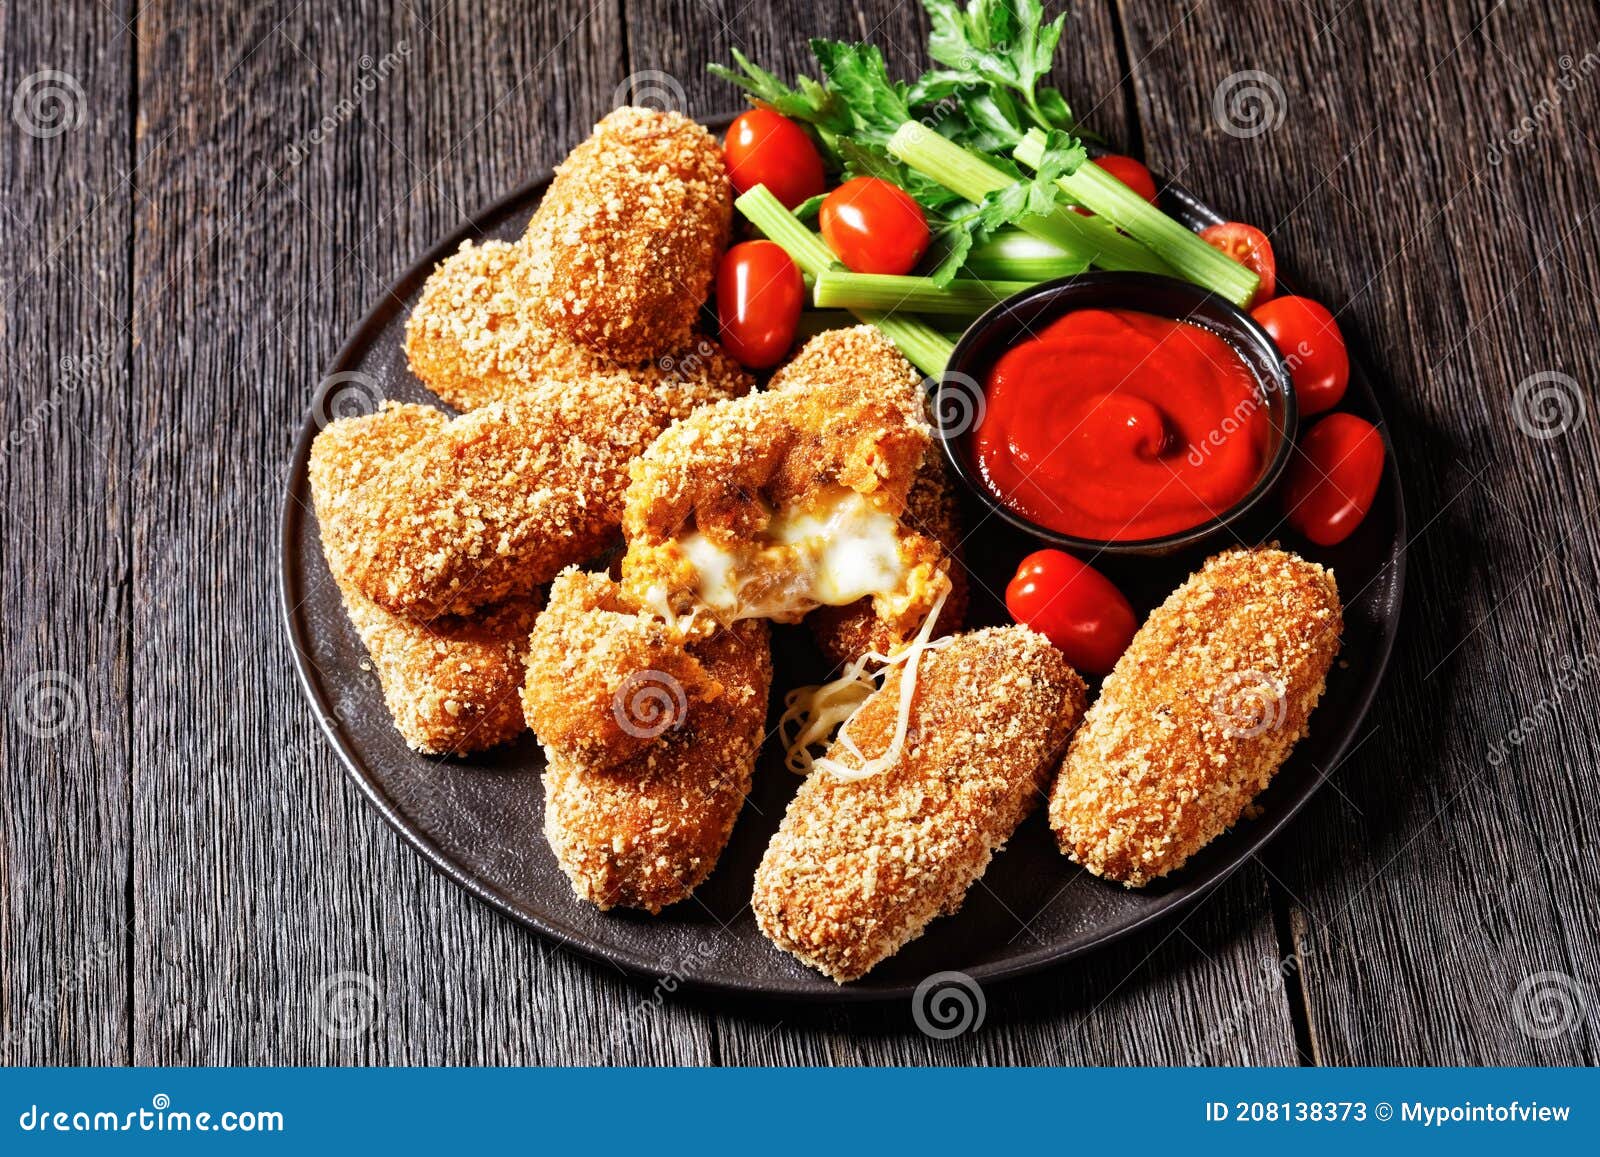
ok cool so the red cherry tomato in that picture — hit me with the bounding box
[1281,413,1385,546]
[1252,295,1350,417]
[1092,155,1159,204]
[723,109,826,209]
[1071,155,1159,215]
[1200,222,1276,306]
[716,241,803,369]
[1005,550,1139,676]
[818,177,931,275]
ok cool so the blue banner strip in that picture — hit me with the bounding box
[2,1067,1592,1152]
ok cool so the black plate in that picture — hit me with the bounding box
[280,116,1406,1000]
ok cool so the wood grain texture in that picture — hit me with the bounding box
[5,0,1596,1067]
[0,0,134,1064]
[1118,0,1600,1064]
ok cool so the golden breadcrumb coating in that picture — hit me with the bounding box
[1049,546,1342,888]
[522,568,725,769]
[341,592,541,756]
[403,237,751,412]
[766,324,924,415]
[622,380,926,544]
[325,364,750,619]
[542,616,772,914]
[523,107,731,362]
[754,627,1088,981]
[308,402,539,755]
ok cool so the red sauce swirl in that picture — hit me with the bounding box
[973,308,1268,541]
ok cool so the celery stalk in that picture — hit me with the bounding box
[963,230,1090,281]
[885,123,1173,276]
[869,314,958,377]
[734,185,955,374]
[814,271,1032,317]
[1014,130,1260,307]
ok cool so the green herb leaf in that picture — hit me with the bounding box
[922,222,978,287]
[808,40,914,145]
[836,139,966,212]
[791,193,826,223]
[919,0,1075,135]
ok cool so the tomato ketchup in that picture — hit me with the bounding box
[972,309,1269,541]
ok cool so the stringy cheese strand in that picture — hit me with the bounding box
[780,582,952,780]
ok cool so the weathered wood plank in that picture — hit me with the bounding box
[1118,0,1600,1064]
[128,0,714,1064]
[0,1,134,1065]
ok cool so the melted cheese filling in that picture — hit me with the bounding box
[675,489,908,623]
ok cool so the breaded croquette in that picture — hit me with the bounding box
[542,611,772,914]
[765,328,970,662]
[309,402,539,755]
[619,337,955,651]
[403,237,751,412]
[341,592,541,756]
[1049,546,1342,887]
[523,108,731,363]
[522,568,725,770]
[766,324,925,413]
[754,627,1088,981]
[325,365,750,620]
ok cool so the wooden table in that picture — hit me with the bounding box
[5,0,1597,1065]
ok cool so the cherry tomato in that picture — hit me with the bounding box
[1281,413,1385,547]
[818,177,931,275]
[716,241,803,370]
[1252,295,1350,417]
[1093,155,1159,204]
[1005,549,1139,676]
[1200,221,1276,306]
[1072,155,1159,215]
[723,109,826,209]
